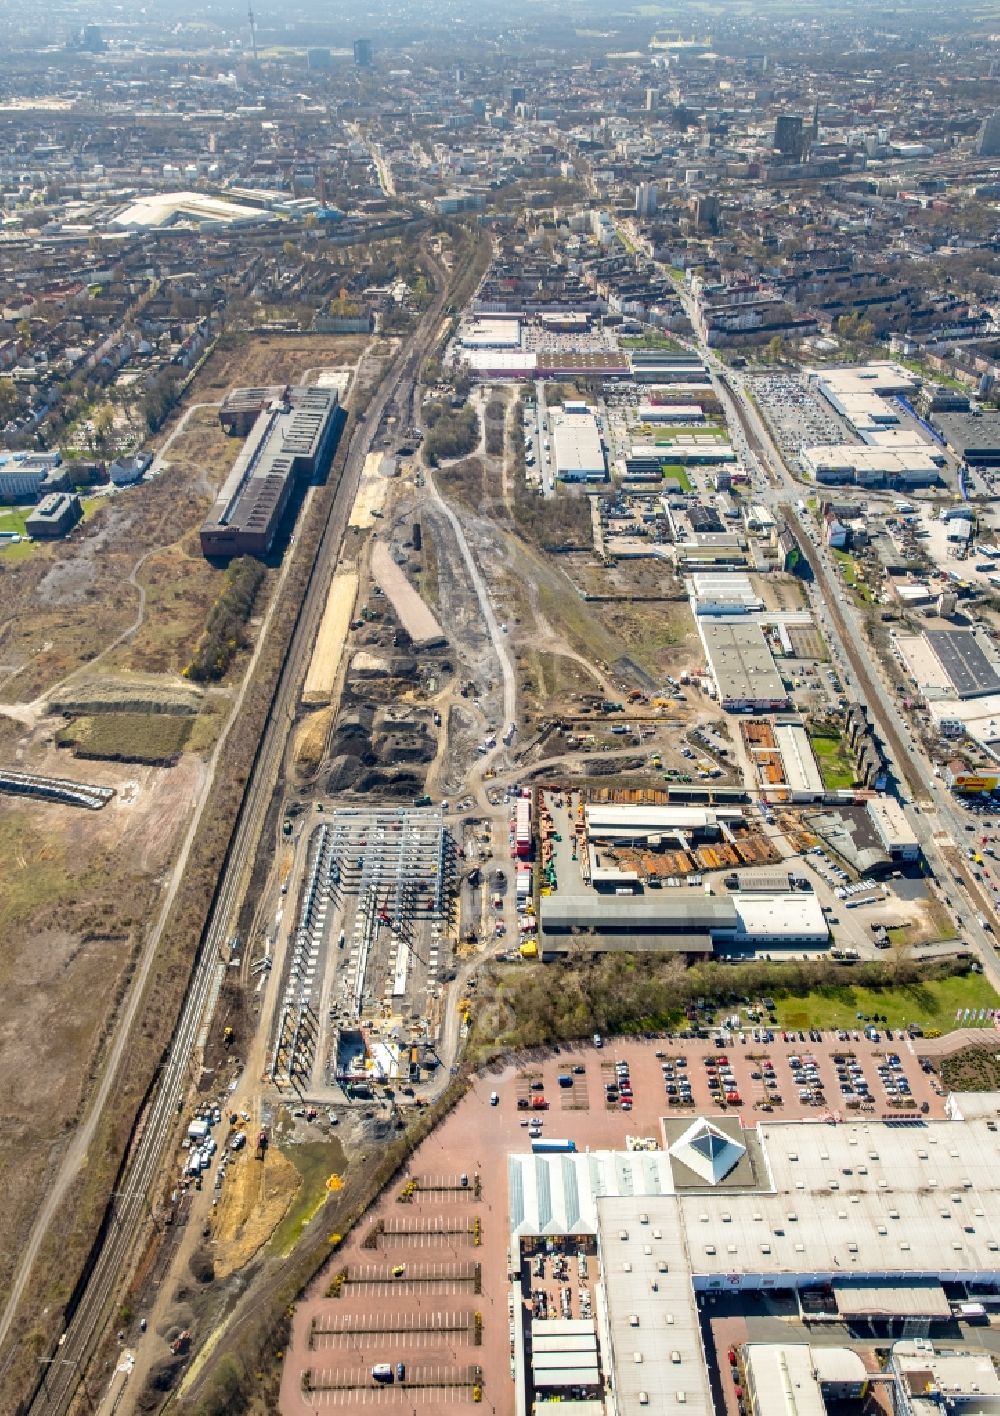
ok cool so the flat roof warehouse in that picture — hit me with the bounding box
[551,409,606,482]
[699,620,789,710]
[926,629,1000,700]
[507,1098,1000,1416]
[200,386,341,559]
[538,890,829,951]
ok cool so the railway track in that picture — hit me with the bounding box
[27,272,449,1416]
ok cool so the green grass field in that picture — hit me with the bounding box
[0,506,36,560]
[620,333,685,352]
[271,1138,347,1256]
[899,357,967,392]
[56,712,192,764]
[809,726,856,790]
[831,547,874,604]
[773,973,997,1035]
[80,495,109,522]
[662,464,692,491]
[0,538,36,563]
[652,428,727,444]
[0,508,30,537]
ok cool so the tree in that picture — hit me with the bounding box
[411,274,431,310]
[766,335,785,363]
[93,403,115,453]
[0,378,17,423]
[15,319,32,349]
[142,371,180,433]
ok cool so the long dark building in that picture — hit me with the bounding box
[200,385,341,559]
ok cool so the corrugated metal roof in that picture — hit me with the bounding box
[541,895,738,929]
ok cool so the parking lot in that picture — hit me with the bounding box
[280,1029,947,1413]
[750,371,852,472]
[305,1375,481,1407]
[521,322,618,354]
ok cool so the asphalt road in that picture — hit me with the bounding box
[22,270,451,1416]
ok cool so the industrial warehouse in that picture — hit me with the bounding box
[538,888,829,956]
[799,363,946,487]
[200,384,342,558]
[508,1094,1000,1416]
[699,620,790,712]
[551,406,607,482]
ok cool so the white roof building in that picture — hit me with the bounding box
[802,444,941,483]
[552,409,606,482]
[111,191,272,229]
[730,891,829,944]
[892,1341,1000,1416]
[638,403,705,422]
[465,349,537,376]
[461,317,521,349]
[774,722,825,796]
[687,572,763,616]
[867,797,921,860]
[507,1104,1000,1416]
[584,804,744,840]
[743,1344,868,1416]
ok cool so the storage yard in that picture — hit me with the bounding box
[302,572,359,706]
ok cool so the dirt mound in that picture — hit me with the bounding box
[354,767,426,798]
[293,707,334,773]
[327,753,364,791]
[49,675,203,717]
[211,1146,300,1281]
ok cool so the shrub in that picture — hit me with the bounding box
[186,558,266,683]
[423,402,479,466]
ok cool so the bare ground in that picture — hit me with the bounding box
[0,742,198,1305]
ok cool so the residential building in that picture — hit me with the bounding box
[635,182,658,217]
[976,111,1000,156]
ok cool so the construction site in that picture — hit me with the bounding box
[270,807,459,1102]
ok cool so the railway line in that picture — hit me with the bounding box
[25,263,450,1416]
